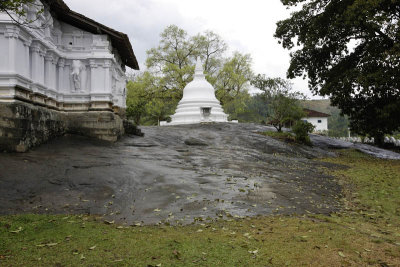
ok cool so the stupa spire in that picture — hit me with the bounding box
[194,57,204,78]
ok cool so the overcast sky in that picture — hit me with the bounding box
[64,0,318,98]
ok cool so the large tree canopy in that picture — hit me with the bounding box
[275,0,400,144]
[145,25,230,100]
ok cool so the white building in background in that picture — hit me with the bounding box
[0,0,139,113]
[163,58,228,125]
[302,109,330,132]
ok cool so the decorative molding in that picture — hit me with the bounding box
[51,54,59,64]
[0,15,127,110]
[89,59,97,68]
[44,54,53,62]
[39,48,47,57]
[4,25,20,38]
[104,60,111,68]
[57,58,65,68]
[22,37,32,47]
[30,45,40,53]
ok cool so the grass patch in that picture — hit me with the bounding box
[1,150,400,266]
[258,131,295,143]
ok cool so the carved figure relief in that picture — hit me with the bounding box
[43,9,54,39]
[71,60,83,92]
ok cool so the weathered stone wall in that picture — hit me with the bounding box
[0,101,66,152]
[0,101,125,152]
[67,112,124,142]
[123,120,144,136]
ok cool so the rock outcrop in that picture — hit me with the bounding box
[0,101,128,152]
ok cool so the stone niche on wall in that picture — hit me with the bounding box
[0,0,139,152]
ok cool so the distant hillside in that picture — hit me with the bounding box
[299,99,340,115]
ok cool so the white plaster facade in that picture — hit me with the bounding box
[165,58,228,125]
[0,1,129,112]
[302,117,328,132]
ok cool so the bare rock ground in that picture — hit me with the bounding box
[0,123,371,225]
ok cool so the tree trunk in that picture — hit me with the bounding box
[134,116,141,125]
[373,133,385,147]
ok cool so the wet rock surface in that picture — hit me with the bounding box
[0,123,354,225]
[184,137,208,146]
[310,134,400,160]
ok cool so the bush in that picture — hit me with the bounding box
[292,121,315,145]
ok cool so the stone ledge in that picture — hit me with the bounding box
[0,101,125,152]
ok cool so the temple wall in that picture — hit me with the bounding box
[0,2,129,152]
[0,7,127,112]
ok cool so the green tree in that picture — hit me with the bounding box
[146,25,196,100]
[292,120,315,145]
[275,0,400,145]
[215,52,253,105]
[145,25,233,105]
[328,110,350,137]
[223,90,259,122]
[252,75,305,132]
[145,98,172,126]
[130,25,254,125]
[192,30,227,82]
[126,72,158,125]
[126,71,178,125]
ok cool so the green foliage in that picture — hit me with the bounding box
[251,75,305,131]
[145,25,229,98]
[126,72,177,125]
[259,131,295,142]
[126,76,151,125]
[0,0,34,15]
[275,0,400,144]
[328,110,349,137]
[243,94,269,123]
[0,0,44,25]
[222,90,264,122]
[127,25,253,125]
[192,30,228,77]
[292,120,315,145]
[145,98,173,125]
[214,52,253,105]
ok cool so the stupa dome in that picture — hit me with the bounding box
[181,60,218,101]
[166,58,228,125]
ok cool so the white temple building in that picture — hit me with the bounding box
[0,0,139,152]
[0,0,138,113]
[165,58,228,125]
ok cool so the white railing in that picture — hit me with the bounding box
[333,136,400,146]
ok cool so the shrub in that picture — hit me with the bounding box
[292,121,315,145]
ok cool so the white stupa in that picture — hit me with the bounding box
[166,58,228,125]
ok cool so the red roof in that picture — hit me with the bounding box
[303,108,330,117]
